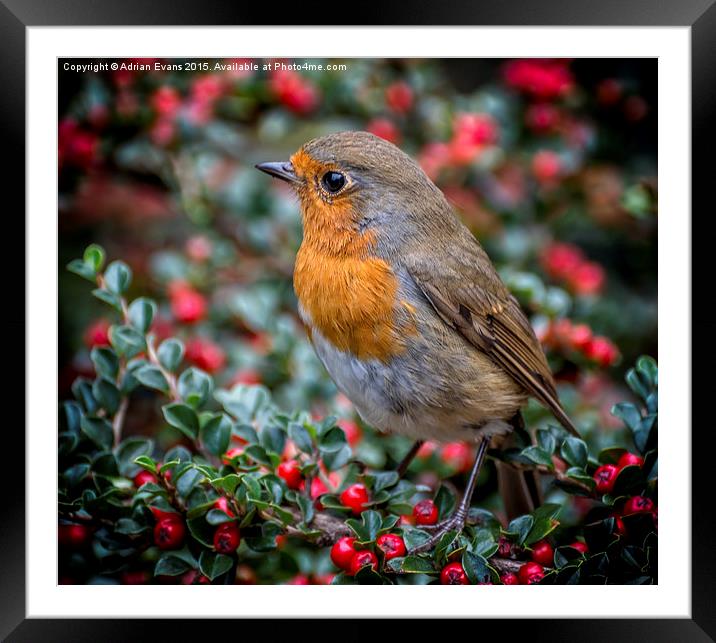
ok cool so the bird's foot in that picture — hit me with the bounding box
[409,510,468,554]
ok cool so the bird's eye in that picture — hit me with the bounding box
[321,171,346,194]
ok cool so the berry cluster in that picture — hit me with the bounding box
[540,242,606,296]
[540,317,619,368]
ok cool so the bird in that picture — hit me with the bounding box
[256,131,580,550]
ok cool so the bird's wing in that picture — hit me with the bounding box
[405,236,580,438]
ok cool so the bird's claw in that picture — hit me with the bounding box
[409,512,467,554]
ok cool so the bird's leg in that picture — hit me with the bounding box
[395,440,424,478]
[409,437,490,553]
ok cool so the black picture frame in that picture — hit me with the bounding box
[5,1,714,640]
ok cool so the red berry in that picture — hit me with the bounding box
[532,150,562,183]
[440,562,469,585]
[518,561,545,584]
[569,541,589,554]
[497,537,513,557]
[120,570,149,584]
[349,550,379,576]
[154,517,185,550]
[385,81,413,113]
[185,337,226,373]
[286,574,310,585]
[569,324,593,351]
[330,536,358,570]
[613,515,627,536]
[181,570,211,585]
[277,460,303,490]
[440,442,473,473]
[213,496,235,517]
[569,261,605,296]
[222,446,244,464]
[500,572,519,585]
[530,540,554,567]
[339,483,370,515]
[413,499,439,525]
[58,523,91,549]
[622,496,655,515]
[366,117,401,145]
[133,470,158,487]
[617,452,644,469]
[213,522,241,554]
[593,464,619,494]
[151,85,181,117]
[149,506,180,522]
[376,533,406,561]
[169,282,207,323]
[585,336,619,367]
[337,419,362,446]
[84,319,111,348]
[541,242,583,279]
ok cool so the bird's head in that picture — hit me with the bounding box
[256,131,448,254]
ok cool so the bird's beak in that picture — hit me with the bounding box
[255,161,300,184]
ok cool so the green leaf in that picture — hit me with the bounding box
[92,288,123,312]
[215,384,271,423]
[473,529,499,558]
[366,471,399,493]
[318,426,348,453]
[625,368,651,403]
[636,356,658,388]
[67,258,96,281]
[522,446,554,468]
[92,377,120,415]
[288,422,314,454]
[178,367,213,409]
[346,510,381,543]
[200,414,232,456]
[506,514,534,546]
[296,493,315,524]
[109,325,146,359]
[157,338,185,372]
[83,244,106,272]
[133,455,158,474]
[321,444,352,471]
[155,553,193,577]
[560,437,588,468]
[72,378,99,414]
[260,425,286,456]
[162,403,200,440]
[434,484,456,521]
[135,364,170,394]
[537,429,557,454]
[128,297,156,333]
[104,260,132,294]
[90,347,119,380]
[611,402,643,433]
[462,551,496,584]
[117,437,154,477]
[80,416,113,450]
[387,555,435,574]
[402,526,432,552]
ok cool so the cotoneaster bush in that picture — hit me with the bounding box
[59,244,657,585]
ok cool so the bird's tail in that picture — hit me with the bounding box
[496,411,543,522]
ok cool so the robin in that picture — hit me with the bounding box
[257,131,580,551]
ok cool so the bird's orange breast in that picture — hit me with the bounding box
[290,147,415,362]
[294,243,408,362]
